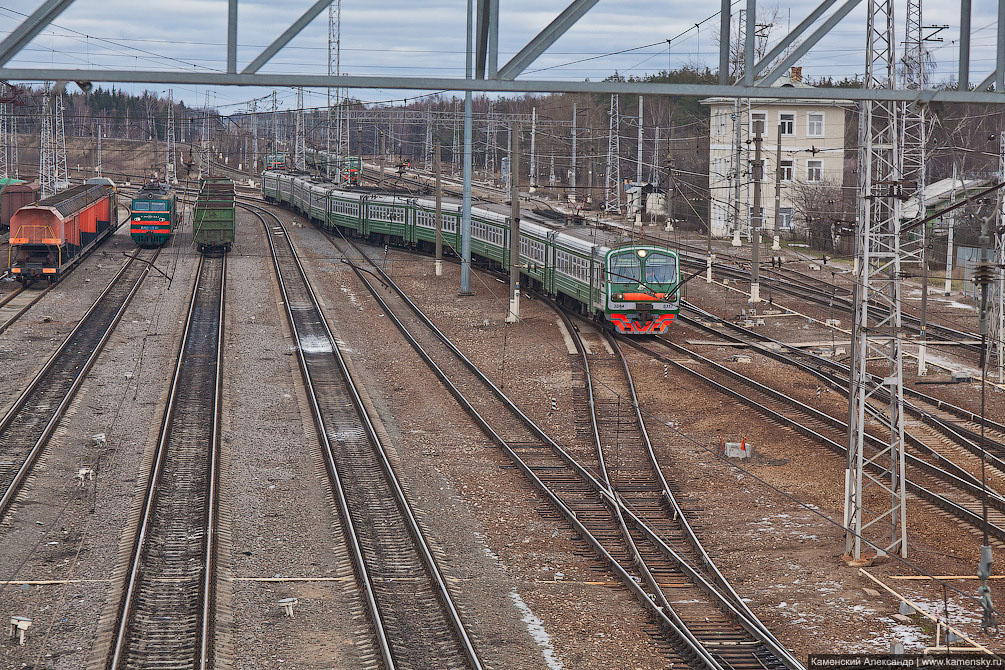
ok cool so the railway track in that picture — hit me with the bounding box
[677,304,1005,483]
[304,218,801,670]
[564,315,796,670]
[0,248,160,520]
[103,252,225,669]
[675,246,982,355]
[245,201,482,670]
[0,283,51,335]
[622,332,1005,544]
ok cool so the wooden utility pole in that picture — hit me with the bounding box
[506,127,521,322]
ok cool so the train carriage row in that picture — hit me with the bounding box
[262,170,680,334]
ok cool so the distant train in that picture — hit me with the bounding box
[8,177,119,283]
[265,153,288,170]
[262,170,680,334]
[304,149,361,186]
[130,181,178,247]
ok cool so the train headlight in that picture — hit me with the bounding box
[637,249,647,258]
[612,293,624,301]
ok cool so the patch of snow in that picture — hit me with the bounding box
[510,590,563,670]
[298,334,333,354]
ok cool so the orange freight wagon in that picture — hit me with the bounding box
[8,181,119,283]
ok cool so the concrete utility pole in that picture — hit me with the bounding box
[570,103,577,202]
[95,124,101,177]
[435,140,443,276]
[636,96,644,184]
[506,127,521,323]
[379,130,385,183]
[750,120,763,305]
[459,0,473,296]
[945,165,958,296]
[529,106,537,190]
[772,124,783,251]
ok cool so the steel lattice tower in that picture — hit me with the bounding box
[39,93,53,197]
[165,92,177,183]
[54,91,67,191]
[844,0,908,560]
[424,107,433,171]
[604,94,621,213]
[10,102,17,179]
[0,102,8,179]
[727,9,750,242]
[294,87,306,171]
[199,91,211,179]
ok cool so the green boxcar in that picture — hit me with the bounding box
[193,178,236,253]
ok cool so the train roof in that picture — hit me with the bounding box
[37,183,108,218]
[135,182,173,198]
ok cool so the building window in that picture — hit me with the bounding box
[780,160,793,182]
[750,111,767,135]
[779,207,794,229]
[807,112,824,137]
[779,113,795,136]
[807,159,823,182]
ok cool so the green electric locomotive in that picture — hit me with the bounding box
[130,181,178,247]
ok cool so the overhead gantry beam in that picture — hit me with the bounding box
[0,0,1000,105]
[0,0,77,67]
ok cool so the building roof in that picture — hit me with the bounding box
[700,69,854,106]
[901,176,991,219]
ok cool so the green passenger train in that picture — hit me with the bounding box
[261,170,680,334]
[130,181,178,247]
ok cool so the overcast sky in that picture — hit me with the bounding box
[0,0,999,111]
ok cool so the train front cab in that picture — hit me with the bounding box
[130,198,174,247]
[8,208,75,284]
[604,247,679,334]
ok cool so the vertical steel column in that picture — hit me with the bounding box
[719,0,731,84]
[959,0,971,90]
[227,0,238,74]
[844,0,907,560]
[636,96,644,184]
[460,0,474,295]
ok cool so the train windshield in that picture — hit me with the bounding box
[609,251,642,283]
[644,253,677,285]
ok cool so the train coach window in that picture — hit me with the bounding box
[610,252,641,283]
[131,201,151,211]
[645,254,677,284]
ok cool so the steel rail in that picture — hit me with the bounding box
[316,223,805,670]
[565,312,797,670]
[106,252,225,670]
[0,249,158,519]
[623,336,1005,542]
[678,304,1005,478]
[246,202,482,670]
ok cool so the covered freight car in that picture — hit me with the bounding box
[8,182,118,283]
[0,180,38,232]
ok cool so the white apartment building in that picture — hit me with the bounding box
[700,69,851,238]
